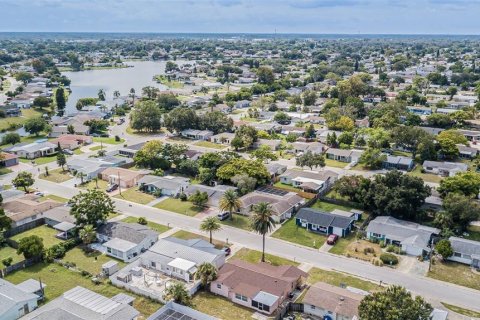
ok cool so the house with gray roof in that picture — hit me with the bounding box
[97,222,159,262]
[181,129,214,141]
[0,278,39,320]
[292,141,325,155]
[253,139,282,150]
[448,237,480,269]
[422,160,468,177]
[279,169,338,193]
[457,144,478,159]
[325,148,363,163]
[67,156,132,182]
[383,155,415,171]
[118,142,146,158]
[366,216,439,256]
[138,175,190,197]
[183,184,236,207]
[21,286,139,320]
[295,208,355,237]
[4,141,56,160]
[210,132,235,145]
[148,301,217,320]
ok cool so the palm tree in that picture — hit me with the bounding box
[76,171,86,185]
[113,90,120,99]
[79,225,96,245]
[98,89,106,101]
[200,217,221,244]
[195,262,217,290]
[219,189,241,221]
[129,88,136,106]
[251,202,276,263]
[163,282,191,306]
[92,177,99,189]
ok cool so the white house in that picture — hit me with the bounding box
[448,237,480,269]
[422,161,468,177]
[4,141,56,159]
[181,129,214,141]
[0,278,39,320]
[137,175,190,196]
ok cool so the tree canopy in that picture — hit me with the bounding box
[68,189,115,226]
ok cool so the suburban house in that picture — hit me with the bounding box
[279,169,338,193]
[458,129,480,142]
[382,155,415,171]
[96,222,159,262]
[51,134,93,150]
[422,161,468,177]
[457,144,478,159]
[448,237,480,269]
[44,206,76,228]
[3,194,63,228]
[21,286,139,320]
[366,216,440,256]
[239,189,304,222]
[210,132,235,145]
[234,100,251,109]
[183,184,236,207]
[0,278,41,320]
[330,208,363,221]
[0,152,19,167]
[265,162,288,178]
[292,141,325,155]
[118,142,146,158]
[302,282,363,320]
[147,301,218,320]
[181,129,214,141]
[138,175,190,196]
[325,148,363,163]
[4,141,57,159]
[253,139,282,151]
[210,260,307,315]
[100,167,147,189]
[67,156,131,182]
[407,105,433,115]
[317,130,342,143]
[295,208,355,238]
[139,237,226,282]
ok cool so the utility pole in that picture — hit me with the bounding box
[118,170,122,196]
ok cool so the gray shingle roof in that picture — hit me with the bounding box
[449,237,480,256]
[97,222,158,245]
[296,208,354,229]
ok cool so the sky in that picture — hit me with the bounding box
[1,0,480,34]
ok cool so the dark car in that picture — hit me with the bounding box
[327,234,339,245]
[106,184,118,192]
[217,211,231,221]
[223,247,231,256]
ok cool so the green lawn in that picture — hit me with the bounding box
[89,145,103,151]
[311,200,355,213]
[407,165,443,183]
[114,188,156,205]
[0,167,13,175]
[154,198,203,216]
[0,246,23,268]
[273,182,300,193]
[220,214,252,231]
[465,225,480,242]
[272,218,326,249]
[307,267,381,292]
[39,168,73,183]
[192,291,254,320]
[22,154,57,165]
[78,179,109,190]
[232,248,300,266]
[121,216,171,234]
[5,262,162,317]
[328,234,357,255]
[428,260,480,291]
[73,148,83,155]
[92,137,125,145]
[38,194,69,203]
[11,225,63,249]
[194,141,227,149]
[61,247,125,275]
[325,158,348,168]
[441,302,480,318]
[0,108,42,131]
[171,230,226,249]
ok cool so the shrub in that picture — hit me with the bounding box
[379,240,386,248]
[179,193,188,201]
[363,247,375,255]
[386,245,396,253]
[137,217,148,225]
[380,253,399,265]
[115,135,120,142]
[2,257,13,267]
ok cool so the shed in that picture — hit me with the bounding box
[102,260,120,276]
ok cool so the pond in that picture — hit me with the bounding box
[62,60,172,113]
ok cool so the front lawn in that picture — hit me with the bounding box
[171,230,226,249]
[335,239,382,262]
[328,234,357,255]
[154,198,203,216]
[5,262,161,317]
[38,194,69,203]
[11,225,63,249]
[114,187,156,205]
[0,246,23,268]
[325,158,347,168]
[194,141,227,149]
[192,291,254,320]
[92,137,125,145]
[0,167,13,175]
[39,168,73,183]
[232,248,299,266]
[89,145,102,151]
[73,148,83,155]
[0,108,42,131]
[441,302,480,318]
[78,179,109,190]
[121,216,170,234]
[61,247,125,275]
[307,267,381,292]
[272,218,326,249]
[428,260,480,291]
[28,154,58,165]
[220,214,252,231]
[407,165,443,183]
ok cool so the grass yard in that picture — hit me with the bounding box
[465,225,480,242]
[89,145,103,151]
[428,260,480,291]
[311,200,355,213]
[61,247,125,275]
[172,230,227,249]
[307,267,381,292]
[114,187,156,205]
[25,154,57,165]
[39,168,73,183]
[407,165,443,183]
[272,218,326,249]
[232,248,300,266]
[38,194,69,203]
[92,137,125,145]
[0,246,23,268]
[0,108,42,131]
[0,167,13,175]
[121,216,171,234]
[5,262,162,317]
[325,158,348,168]
[154,198,203,216]
[194,141,227,149]
[11,225,63,249]
[192,291,254,320]
[220,214,252,231]
[337,239,382,262]
[441,302,480,318]
[273,182,300,193]
[73,148,83,155]
[78,179,109,190]
[328,234,357,255]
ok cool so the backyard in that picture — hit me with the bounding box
[192,291,254,320]
[232,248,300,266]
[428,260,480,291]
[0,246,23,268]
[273,181,300,193]
[310,200,357,213]
[114,187,156,205]
[121,216,171,234]
[39,168,73,183]
[272,218,326,249]
[11,225,64,249]
[154,198,203,216]
[0,108,42,131]
[61,247,125,275]
[219,214,252,231]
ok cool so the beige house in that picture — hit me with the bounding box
[100,167,147,189]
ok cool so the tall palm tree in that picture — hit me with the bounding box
[79,225,96,244]
[129,88,136,106]
[219,189,241,221]
[98,89,106,101]
[163,282,191,306]
[200,217,221,244]
[195,262,217,290]
[76,171,86,185]
[113,90,120,99]
[251,202,276,263]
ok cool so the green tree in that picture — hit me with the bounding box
[0,208,12,230]
[130,100,162,132]
[251,145,278,163]
[391,126,431,159]
[17,235,44,259]
[56,152,66,171]
[134,140,187,170]
[163,107,198,133]
[14,71,33,84]
[79,225,96,245]
[163,282,192,306]
[157,93,180,111]
[231,174,257,195]
[55,87,66,113]
[217,158,270,185]
[333,175,370,203]
[359,148,386,170]
[33,96,51,109]
[273,111,290,124]
[69,189,114,227]
[200,216,222,244]
[251,202,276,262]
[295,150,325,170]
[437,193,480,232]
[358,285,432,320]
[219,189,241,221]
[256,66,275,85]
[195,262,218,290]
[231,125,258,150]
[24,117,47,136]
[437,130,468,159]
[67,124,75,134]
[98,89,106,101]
[188,190,209,207]
[437,172,480,198]
[303,90,317,106]
[12,171,34,192]
[305,124,316,139]
[436,239,453,260]
[1,132,21,145]
[418,137,437,161]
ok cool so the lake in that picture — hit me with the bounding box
[62,60,170,113]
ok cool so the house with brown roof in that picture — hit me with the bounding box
[51,134,93,150]
[3,194,63,227]
[0,152,19,167]
[302,282,363,320]
[100,167,148,189]
[211,260,307,315]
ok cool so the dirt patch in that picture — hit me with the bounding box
[345,240,382,262]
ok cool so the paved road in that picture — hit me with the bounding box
[29,178,480,312]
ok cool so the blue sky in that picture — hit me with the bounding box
[1,0,480,34]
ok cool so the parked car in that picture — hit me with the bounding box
[63,149,73,155]
[106,184,118,192]
[217,211,231,221]
[223,247,231,256]
[327,234,339,245]
[34,191,44,196]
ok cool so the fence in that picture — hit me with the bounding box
[274,302,305,320]
[3,218,46,238]
[5,238,18,249]
[0,256,42,278]
[319,196,364,210]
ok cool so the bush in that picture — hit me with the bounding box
[137,217,147,225]
[363,247,375,255]
[380,253,398,265]
[2,257,13,267]
[379,240,386,248]
[386,245,396,252]
[179,193,188,201]
[115,135,120,142]
[46,244,66,260]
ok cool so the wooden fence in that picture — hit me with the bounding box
[3,218,46,238]
[0,256,42,278]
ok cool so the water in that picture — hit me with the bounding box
[62,60,170,113]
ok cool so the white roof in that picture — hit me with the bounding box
[53,221,76,232]
[167,258,197,271]
[104,238,137,252]
[64,286,120,315]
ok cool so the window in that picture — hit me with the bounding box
[310,305,316,310]
[107,247,112,253]
[235,293,248,301]
[454,252,462,257]
[151,262,156,268]
[372,233,382,238]
[217,284,221,289]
